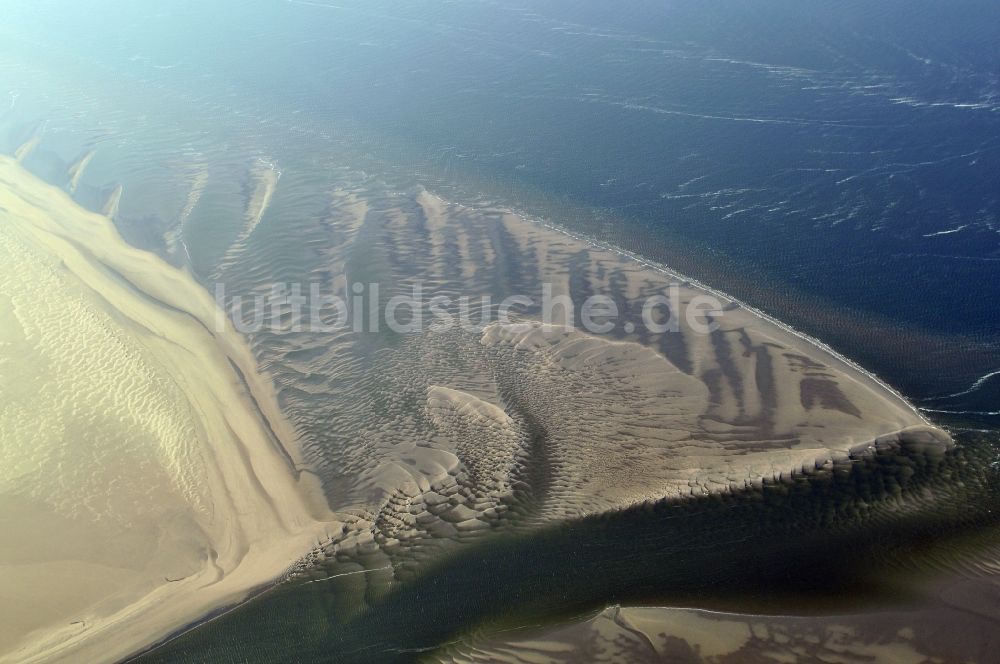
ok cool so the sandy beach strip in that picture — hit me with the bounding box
[0,155,332,664]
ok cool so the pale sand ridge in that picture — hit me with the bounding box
[0,155,332,664]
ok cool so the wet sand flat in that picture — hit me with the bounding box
[190,166,956,648]
[0,147,957,662]
[0,155,330,664]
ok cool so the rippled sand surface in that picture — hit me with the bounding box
[223,180,945,536]
[0,9,996,660]
[0,129,962,662]
[117,146,992,663]
[165,150,959,646]
[0,156,329,664]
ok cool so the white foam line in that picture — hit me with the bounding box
[135,600,258,658]
[894,252,1000,262]
[921,408,1000,417]
[603,604,829,621]
[127,555,352,662]
[304,565,394,584]
[922,370,1000,401]
[604,98,872,128]
[425,191,929,424]
[923,224,969,238]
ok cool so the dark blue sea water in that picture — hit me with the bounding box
[2,1,1000,661]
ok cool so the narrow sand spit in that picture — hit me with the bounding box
[0,155,332,664]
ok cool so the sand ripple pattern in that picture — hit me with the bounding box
[0,157,328,664]
[186,167,947,599]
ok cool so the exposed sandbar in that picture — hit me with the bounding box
[0,155,331,664]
